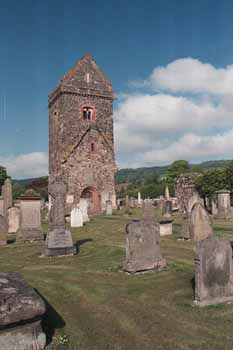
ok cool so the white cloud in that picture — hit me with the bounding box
[114,58,233,168]
[149,57,233,95]
[0,152,48,179]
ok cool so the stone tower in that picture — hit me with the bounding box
[48,54,117,215]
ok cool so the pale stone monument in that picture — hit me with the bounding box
[187,191,202,213]
[2,178,13,215]
[162,200,172,219]
[124,201,166,273]
[44,178,75,256]
[105,200,113,215]
[71,206,83,228]
[79,198,89,223]
[8,207,20,234]
[160,218,173,237]
[17,192,44,242]
[211,198,218,217]
[0,272,46,348]
[125,195,129,209]
[180,214,191,239]
[216,190,232,220]
[194,238,233,306]
[137,192,142,207]
[189,203,213,241]
[165,185,170,200]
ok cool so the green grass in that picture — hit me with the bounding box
[2,209,233,349]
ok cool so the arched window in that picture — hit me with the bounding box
[83,107,93,121]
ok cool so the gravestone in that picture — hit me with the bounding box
[137,192,142,207]
[189,203,213,241]
[0,272,46,349]
[8,207,20,234]
[123,218,166,273]
[160,218,173,237]
[162,200,172,218]
[212,199,218,217]
[187,191,202,213]
[44,178,75,256]
[194,238,233,306]
[125,195,129,209]
[17,193,44,242]
[180,214,191,239]
[0,215,7,245]
[105,200,113,215]
[165,185,170,200]
[216,190,232,220]
[71,206,83,227]
[79,198,89,222]
[2,178,13,215]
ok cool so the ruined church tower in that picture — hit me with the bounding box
[48,54,117,214]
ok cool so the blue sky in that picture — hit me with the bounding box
[1,0,233,178]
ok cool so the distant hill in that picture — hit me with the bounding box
[13,159,233,196]
[115,159,233,184]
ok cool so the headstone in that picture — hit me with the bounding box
[125,195,129,209]
[189,203,213,241]
[79,198,89,223]
[105,200,113,215]
[211,199,218,217]
[71,206,83,227]
[123,216,166,273]
[216,190,232,220]
[165,185,170,200]
[2,178,13,215]
[180,214,191,239]
[0,215,7,245]
[137,192,142,207]
[0,272,46,349]
[44,178,75,256]
[17,193,44,242]
[8,207,20,234]
[117,198,121,210]
[194,238,233,306]
[160,218,173,236]
[187,191,202,213]
[162,200,172,219]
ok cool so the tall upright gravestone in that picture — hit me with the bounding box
[194,238,233,306]
[189,203,213,241]
[216,190,232,220]
[44,178,75,256]
[124,202,166,273]
[17,192,44,242]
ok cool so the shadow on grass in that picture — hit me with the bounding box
[35,290,66,346]
[75,238,93,254]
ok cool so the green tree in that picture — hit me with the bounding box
[225,160,233,190]
[166,160,190,181]
[195,168,227,200]
[0,167,7,188]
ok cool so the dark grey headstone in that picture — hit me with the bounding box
[44,178,75,256]
[123,218,166,273]
[194,238,233,306]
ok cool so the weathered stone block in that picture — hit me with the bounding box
[194,238,233,306]
[0,272,46,349]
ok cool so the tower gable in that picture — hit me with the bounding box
[62,54,113,93]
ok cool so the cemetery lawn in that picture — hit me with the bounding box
[2,210,233,350]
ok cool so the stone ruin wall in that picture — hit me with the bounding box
[175,173,200,213]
